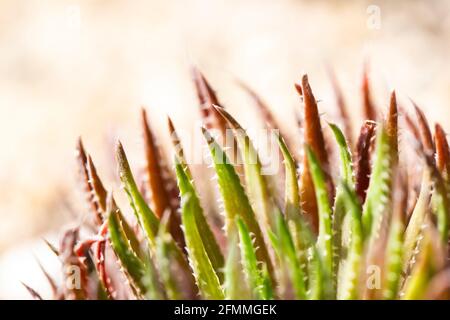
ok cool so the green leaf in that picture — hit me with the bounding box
[305,146,334,292]
[403,233,438,300]
[223,234,250,299]
[428,164,450,244]
[276,132,300,221]
[155,215,186,300]
[273,212,307,299]
[383,217,404,299]
[107,197,164,299]
[236,217,273,300]
[403,171,431,275]
[337,183,363,300]
[214,105,277,231]
[329,123,355,285]
[175,161,224,281]
[202,127,274,282]
[329,123,354,185]
[362,127,392,242]
[276,132,313,289]
[116,142,159,248]
[180,192,224,299]
[306,241,330,300]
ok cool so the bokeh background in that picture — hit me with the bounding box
[0,0,449,298]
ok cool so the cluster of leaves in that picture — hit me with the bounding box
[28,67,450,300]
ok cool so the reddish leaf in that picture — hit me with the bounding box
[412,102,435,156]
[435,123,450,178]
[298,74,332,232]
[141,108,184,248]
[355,121,377,204]
[75,138,103,225]
[361,63,377,121]
[191,66,227,134]
[386,91,399,163]
[21,282,43,300]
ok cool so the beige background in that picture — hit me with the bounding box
[0,0,449,298]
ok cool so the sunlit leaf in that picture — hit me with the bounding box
[180,192,224,299]
[202,127,274,282]
[236,217,273,300]
[175,161,224,280]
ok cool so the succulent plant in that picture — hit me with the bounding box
[27,66,450,300]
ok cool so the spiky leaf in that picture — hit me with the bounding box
[202,127,274,282]
[108,201,164,299]
[175,162,224,280]
[116,142,159,247]
[180,192,224,300]
[236,217,273,300]
[305,146,334,294]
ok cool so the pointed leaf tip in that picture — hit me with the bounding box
[361,63,377,121]
[435,123,450,176]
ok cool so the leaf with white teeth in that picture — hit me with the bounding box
[337,183,363,300]
[180,192,224,299]
[116,141,159,248]
[213,105,278,233]
[329,123,355,284]
[175,161,224,281]
[362,126,392,243]
[305,146,334,297]
[202,127,274,284]
[236,217,273,300]
[107,197,164,299]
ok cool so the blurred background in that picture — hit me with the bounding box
[0,0,449,298]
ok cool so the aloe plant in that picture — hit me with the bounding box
[30,67,450,300]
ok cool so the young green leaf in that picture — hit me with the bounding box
[403,227,445,300]
[236,217,273,300]
[213,105,277,232]
[86,154,142,258]
[273,212,307,299]
[337,183,363,300]
[168,116,192,180]
[175,161,224,280]
[202,127,274,282]
[180,192,224,300]
[329,123,355,282]
[383,173,406,300]
[275,132,300,221]
[305,146,334,294]
[362,126,392,242]
[116,141,159,247]
[156,213,197,300]
[276,133,314,291]
[403,171,431,275]
[223,234,250,300]
[107,196,164,299]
